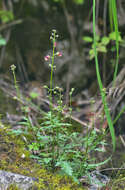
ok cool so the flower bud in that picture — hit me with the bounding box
[44,55,50,61]
[56,52,62,57]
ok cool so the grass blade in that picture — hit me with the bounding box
[93,0,116,151]
[111,0,119,86]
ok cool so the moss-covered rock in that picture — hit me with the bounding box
[7,184,21,190]
[0,125,86,190]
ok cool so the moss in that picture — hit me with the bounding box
[7,184,21,190]
[0,126,87,190]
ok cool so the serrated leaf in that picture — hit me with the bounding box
[56,161,73,176]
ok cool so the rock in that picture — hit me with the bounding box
[89,171,110,190]
[80,170,110,190]
[0,170,37,190]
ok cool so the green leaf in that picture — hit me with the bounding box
[95,35,100,42]
[28,142,40,151]
[30,155,41,160]
[8,129,23,136]
[18,121,30,126]
[101,36,110,45]
[89,49,94,55]
[37,133,50,142]
[39,152,52,157]
[83,36,93,43]
[109,32,122,42]
[97,45,107,53]
[56,161,73,176]
[89,49,95,60]
[88,156,111,168]
[0,10,14,23]
[43,158,52,164]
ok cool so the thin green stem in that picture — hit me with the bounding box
[49,32,56,111]
[93,0,116,151]
[113,105,125,124]
[111,0,119,87]
[49,30,56,168]
[11,65,21,100]
[109,0,113,32]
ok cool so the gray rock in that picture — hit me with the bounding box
[89,171,110,190]
[0,170,37,190]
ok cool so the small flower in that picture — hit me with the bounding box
[13,96,17,100]
[52,29,56,33]
[43,85,48,89]
[50,36,53,40]
[44,55,50,61]
[56,52,62,57]
[56,86,63,92]
[21,153,25,158]
[10,64,16,71]
[54,42,57,47]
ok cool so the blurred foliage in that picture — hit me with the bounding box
[0,35,6,46]
[83,32,123,60]
[0,10,14,23]
[0,0,125,93]
[53,0,84,4]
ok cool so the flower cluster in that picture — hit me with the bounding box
[44,29,62,62]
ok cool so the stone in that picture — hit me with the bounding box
[0,170,37,190]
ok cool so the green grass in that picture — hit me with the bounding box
[93,0,117,151]
[110,0,119,86]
